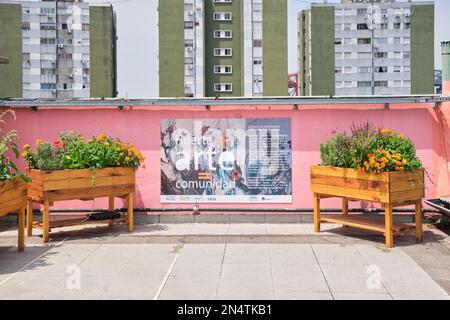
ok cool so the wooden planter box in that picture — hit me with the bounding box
[310,165,425,248]
[0,178,28,251]
[27,167,136,243]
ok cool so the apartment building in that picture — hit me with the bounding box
[159,0,288,98]
[0,0,117,99]
[298,0,434,96]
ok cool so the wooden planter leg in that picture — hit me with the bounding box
[42,200,50,243]
[342,198,349,228]
[108,196,115,227]
[384,204,394,248]
[128,192,134,233]
[18,208,25,252]
[314,193,321,233]
[415,200,423,242]
[26,199,33,237]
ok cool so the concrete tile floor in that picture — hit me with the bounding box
[0,222,449,300]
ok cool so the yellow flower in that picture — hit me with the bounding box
[399,133,405,140]
[104,142,110,147]
[21,151,28,157]
[402,159,408,165]
[119,152,125,157]
[36,139,43,145]
[116,147,121,152]
[23,144,30,150]
[125,157,130,161]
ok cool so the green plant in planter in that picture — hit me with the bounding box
[23,132,145,171]
[320,132,353,168]
[0,110,30,182]
[319,122,423,173]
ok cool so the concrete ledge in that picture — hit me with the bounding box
[0,213,417,225]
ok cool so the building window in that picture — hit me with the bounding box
[40,38,56,45]
[344,67,352,73]
[41,68,55,75]
[41,83,56,90]
[40,7,55,14]
[343,38,352,45]
[358,67,371,73]
[253,39,262,47]
[374,38,387,45]
[357,8,367,16]
[403,52,410,59]
[344,52,352,59]
[380,23,388,30]
[213,30,232,39]
[335,67,342,74]
[392,66,401,73]
[214,48,232,57]
[335,38,342,45]
[214,83,233,92]
[393,80,402,87]
[357,81,372,88]
[57,53,72,60]
[375,66,388,73]
[357,38,371,45]
[344,81,352,88]
[214,65,232,74]
[357,23,368,30]
[374,52,388,59]
[82,23,89,31]
[357,52,371,59]
[213,12,232,21]
[22,22,30,30]
[213,0,232,3]
[393,23,401,29]
[393,37,401,44]
[404,23,411,29]
[253,59,262,65]
[184,21,194,29]
[40,23,56,30]
[374,81,388,87]
[403,37,411,44]
[404,66,411,73]
[404,80,411,87]
[343,23,351,31]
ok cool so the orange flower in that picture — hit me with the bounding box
[36,139,43,145]
[23,144,30,150]
[97,134,107,142]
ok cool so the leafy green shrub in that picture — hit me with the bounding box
[0,110,29,182]
[320,133,353,168]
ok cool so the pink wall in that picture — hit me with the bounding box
[1,102,450,213]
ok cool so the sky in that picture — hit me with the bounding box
[68,0,450,97]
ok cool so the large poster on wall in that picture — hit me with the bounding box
[160,118,292,203]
